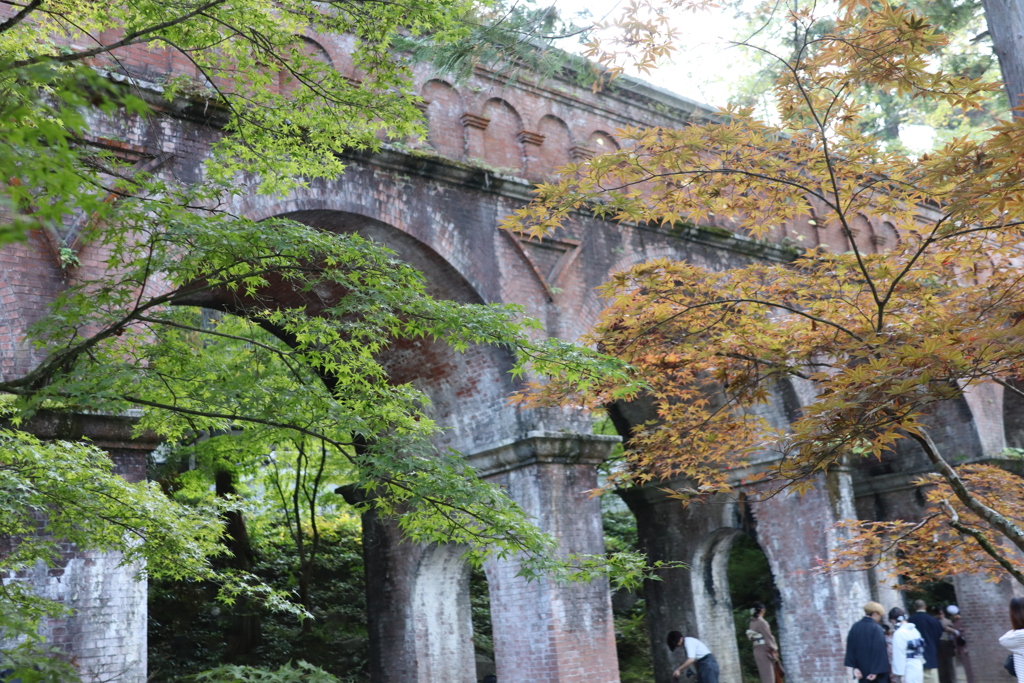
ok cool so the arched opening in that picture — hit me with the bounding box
[692,529,783,683]
[727,534,783,683]
[410,544,500,683]
[145,306,373,680]
[470,565,496,682]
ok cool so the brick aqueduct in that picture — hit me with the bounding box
[1,31,1023,683]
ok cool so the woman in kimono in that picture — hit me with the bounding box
[890,606,926,683]
[747,602,781,683]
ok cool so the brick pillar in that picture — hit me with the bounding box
[461,114,490,161]
[346,499,476,683]
[753,468,873,683]
[518,130,546,180]
[618,484,728,683]
[954,572,1024,683]
[6,413,154,683]
[469,432,621,683]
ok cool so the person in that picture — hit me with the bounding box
[890,606,926,683]
[845,601,891,682]
[908,600,943,683]
[948,609,973,683]
[747,602,782,683]
[998,597,1024,683]
[937,606,958,683]
[668,630,720,683]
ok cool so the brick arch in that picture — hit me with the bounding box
[529,114,572,179]
[588,130,619,153]
[421,80,466,160]
[232,190,493,308]
[330,33,365,83]
[278,36,333,94]
[480,98,525,173]
[178,208,521,453]
[849,213,874,253]
[874,220,899,250]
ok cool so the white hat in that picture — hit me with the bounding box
[946,605,960,615]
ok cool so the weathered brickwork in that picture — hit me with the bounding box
[1,23,1021,683]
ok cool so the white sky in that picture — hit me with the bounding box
[550,0,938,151]
[553,0,755,109]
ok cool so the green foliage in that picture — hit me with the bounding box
[0,429,225,620]
[615,601,654,683]
[396,1,603,89]
[469,566,494,663]
[149,511,367,681]
[0,639,81,683]
[601,494,654,682]
[190,661,340,683]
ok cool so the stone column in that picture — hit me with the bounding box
[753,468,873,683]
[6,412,154,683]
[954,572,1023,683]
[618,484,744,683]
[354,505,476,683]
[469,432,621,683]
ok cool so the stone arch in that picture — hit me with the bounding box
[177,208,521,453]
[588,130,619,153]
[411,544,476,683]
[481,98,525,173]
[422,80,466,159]
[278,36,334,95]
[874,220,899,250]
[529,114,572,179]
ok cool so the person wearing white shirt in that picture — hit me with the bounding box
[998,597,1024,683]
[667,630,719,683]
[890,607,926,683]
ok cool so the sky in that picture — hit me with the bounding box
[553,0,750,109]
[549,0,938,151]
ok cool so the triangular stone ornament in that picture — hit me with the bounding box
[501,230,581,301]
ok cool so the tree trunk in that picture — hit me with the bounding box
[215,468,263,658]
[980,0,1024,113]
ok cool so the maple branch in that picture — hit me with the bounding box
[684,297,865,342]
[939,498,1024,586]
[995,377,1024,401]
[934,220,1024,242]
[121,394,355,448]
[0,0,41,34]
[910,428,1024,582]
[877,214,951,314]
[11,0,228,68]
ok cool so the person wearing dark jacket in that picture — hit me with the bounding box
[846,601,891,682]
[908,600,943,683]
